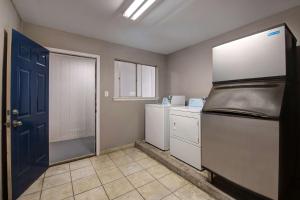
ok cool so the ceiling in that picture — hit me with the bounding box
[13,0,300,54]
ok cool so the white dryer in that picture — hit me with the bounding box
[169,98,204,170]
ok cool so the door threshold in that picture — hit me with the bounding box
[49,153,95,167]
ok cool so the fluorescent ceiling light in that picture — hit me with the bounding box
[123,0,145,18]
[131,0,156,20]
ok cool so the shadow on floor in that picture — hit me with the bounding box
[50,136,95,164]
[213,176,300,200]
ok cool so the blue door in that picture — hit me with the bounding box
[10,30,49,199]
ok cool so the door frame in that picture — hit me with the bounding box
[5,27,13,200]
[47,47,101,156]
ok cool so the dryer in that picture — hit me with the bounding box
[169,98,204,170]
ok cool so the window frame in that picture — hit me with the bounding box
[113,59,158,101]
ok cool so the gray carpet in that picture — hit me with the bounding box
[50,136,95,164]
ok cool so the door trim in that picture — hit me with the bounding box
[5,27,13,200]
[47,47,101,156]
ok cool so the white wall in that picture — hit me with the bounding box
[0,0,21,199]
[49,53,96,142]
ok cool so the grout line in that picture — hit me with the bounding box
[123,148,191,200]
[108,150,144,200]
[115,148,176,200]
[69,163,75,199]
[37,147,190,200]
[39,174,45,200]
[89,156,111,199]
[136,142,223,200]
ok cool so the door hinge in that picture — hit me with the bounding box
[4,122,11,128]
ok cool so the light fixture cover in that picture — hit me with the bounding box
[131,0,156,20]
[123,0,145,18]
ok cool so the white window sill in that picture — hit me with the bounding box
[113,97,159,101]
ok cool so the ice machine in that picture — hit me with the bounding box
[202,25,298,200]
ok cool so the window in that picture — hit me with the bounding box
[114,60,156,99]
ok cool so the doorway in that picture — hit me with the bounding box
[4,30,101,199]
[48,48,100,164]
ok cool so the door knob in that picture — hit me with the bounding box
[12,120,23,128]
[12,109,19,116]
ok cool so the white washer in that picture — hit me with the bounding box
[145,96,185,150]
[145,104,170,150]
[169,106,203,170]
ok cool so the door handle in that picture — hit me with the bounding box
[12,120,23,128]
[12,109,19,116]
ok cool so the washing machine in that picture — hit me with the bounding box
[145,96,185,150]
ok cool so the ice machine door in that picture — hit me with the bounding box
[203,80,285,119]
[213,26,286,82]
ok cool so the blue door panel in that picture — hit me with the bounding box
[18,69,31,117]
[11,29,49,199]
[35,123,47,163]
[18,45,31,61]
[37,72,46,113]
[17,129,31,175]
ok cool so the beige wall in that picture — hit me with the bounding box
[0,0,21,199]
[22,22,167,150]
[167,6,300,98]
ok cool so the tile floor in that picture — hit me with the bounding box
[18,147,216,200]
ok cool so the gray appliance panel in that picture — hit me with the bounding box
[202,113,279,200]
[203,81,285,119]
[213,26,286,82]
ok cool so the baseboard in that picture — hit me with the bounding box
[100,143,134,155]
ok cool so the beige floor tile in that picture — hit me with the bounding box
[137,157,159,169]
[43,172,71,189]
[97,167,124,184]
[103,177,134,199]
[114,190,144,200]
[70,159,92,170]
[64,197,75,200]
[45,163,69,177]
[75,187,108,200]
[174,184,212,200]
[91,159,116,171]
[18,192,40,200]
[38,173,45,180]
[127,151,148,161]
[159,173,188,192]
[137,180,171,200]
[41,183,73,200]
[162,194,180,200]
[127,170,155,188]
[147,164,171,179]
[108,150,126,159]
[123,148,141,155]
[119,162,143,176]
[72,174,101,195]
[71,166,96,181]
[90,155,111,163]
[22,178,43,195]
[111,155,134,166]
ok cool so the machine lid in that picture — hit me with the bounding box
[146,104,170,108]
[203,80,285,119]
[171,106,202,113]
